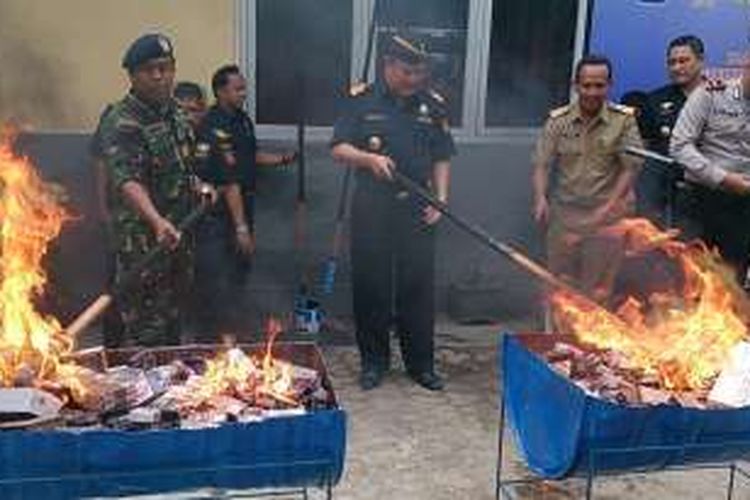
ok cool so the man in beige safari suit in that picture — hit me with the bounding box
[532,54,644,302]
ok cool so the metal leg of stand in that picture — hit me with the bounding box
[326,473,333,500]
[302,487,309,500]
[727,463,737,500]
[496,387,506,500]
[585,460,595,500]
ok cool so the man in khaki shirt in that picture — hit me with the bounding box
[532,55,644,301]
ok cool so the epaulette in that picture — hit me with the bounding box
[213,128,232,140]
[427,88,446,105]
[608,103,635,116]
[348,81,372,98]
[549,104,571,119]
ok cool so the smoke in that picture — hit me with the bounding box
[0,5,74,128]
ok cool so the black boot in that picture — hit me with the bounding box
[408,371,444,391]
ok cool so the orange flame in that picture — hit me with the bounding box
[189,318,298,408]
[551,218,749,391]
[258,318,296,405]
[0,131,75,389]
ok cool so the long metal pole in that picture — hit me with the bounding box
[390,170,582,295]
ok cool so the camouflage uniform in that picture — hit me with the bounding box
[98,92,198,346]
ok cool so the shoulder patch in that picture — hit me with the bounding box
[549,105,571,119]
[608,103,635,116]
[348,81,372,98]
[704,77,728,92]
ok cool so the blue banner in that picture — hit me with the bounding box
[588,0,750,99]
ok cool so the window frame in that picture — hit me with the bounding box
[235,0,589,143]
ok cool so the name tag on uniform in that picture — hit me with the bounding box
[363,113,387,122]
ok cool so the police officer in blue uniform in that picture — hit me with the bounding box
[331,35,456,391]
[194,64,294,340]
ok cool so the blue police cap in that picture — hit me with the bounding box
[122,33,174,71]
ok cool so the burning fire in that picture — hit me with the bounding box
[551,218,749,391]
[0,131,76,390]
[191,318,298,408]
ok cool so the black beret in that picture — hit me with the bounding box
[122,33,174,71]
[383,35,427,65]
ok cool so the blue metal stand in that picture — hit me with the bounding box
[0,460,335,499]
[496,386,750,500]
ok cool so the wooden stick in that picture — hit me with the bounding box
[63,202,210,339]
[65,294,113,339]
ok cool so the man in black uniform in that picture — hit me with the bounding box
[638,35,705,225]
[331,35,456,391]
[194,64,295,340]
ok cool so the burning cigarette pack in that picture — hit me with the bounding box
[503,333,750,479]
[545,218,750,409]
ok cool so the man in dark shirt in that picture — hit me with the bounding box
[194,64,294,340]
[637,35,705,225]
[331,35,456,391]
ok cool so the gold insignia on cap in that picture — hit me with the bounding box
[367,135,383,152]
[158,36,171,53]
[196,142,210,153]
[392,35,425,57]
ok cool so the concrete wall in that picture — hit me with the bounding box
[0,0,234,130]
[18,134,545,337]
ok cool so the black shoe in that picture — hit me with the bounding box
[409,371,444,391]
[359,367,385,391]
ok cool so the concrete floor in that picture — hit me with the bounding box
[114,322,750,499]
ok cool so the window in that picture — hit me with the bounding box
[376,0,468,126]
[256,0,352,125]
[485,0,579,127]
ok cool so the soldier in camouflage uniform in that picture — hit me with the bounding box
[98,33,212,346]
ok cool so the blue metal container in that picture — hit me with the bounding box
[0,343,346,499]
[501,333,750,479]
